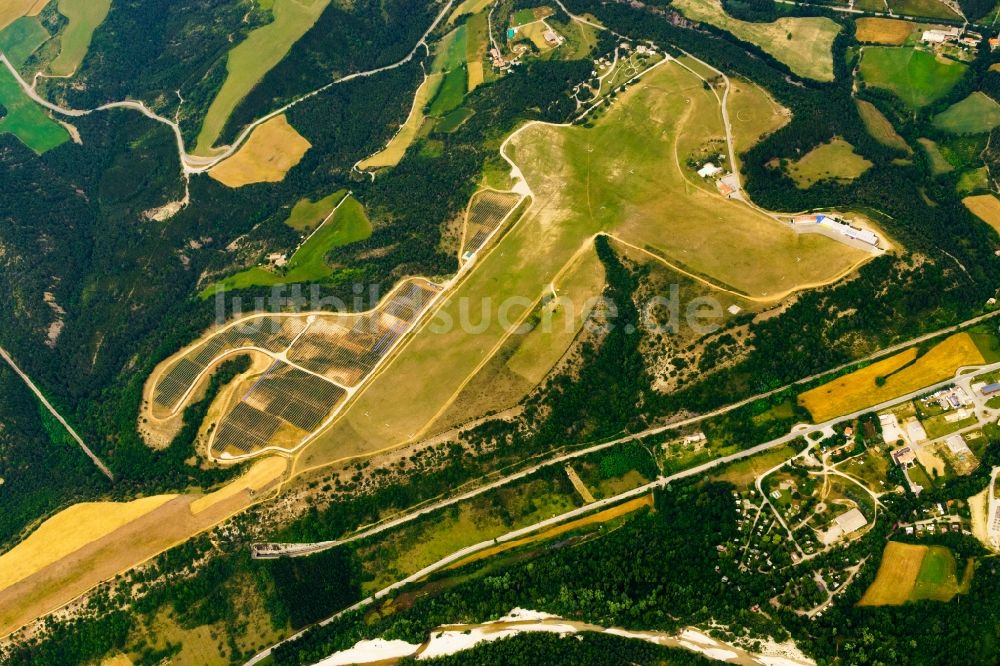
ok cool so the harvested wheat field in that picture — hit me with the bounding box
[859,541,929,605]
[859,541,966,605]
[799,333,984,421]
[209,114,311,187]
[0,458,287,637]
[0,494,177,594]
[0,0,48,31]
[964,194,1000,234]
[855,17,914,45]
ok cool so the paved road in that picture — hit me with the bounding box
[259,309,1000,559]
[245,353,1000,664]
[0,347,113,481]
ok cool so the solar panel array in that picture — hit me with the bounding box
[154,280,442,457]
[153,317,308,411]
[211,362,347,455]
[462,191,522,258]
[287,281,439,386]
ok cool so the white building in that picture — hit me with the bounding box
[945,434,972,457]
[922,28,961,44]
[698,162,723,178]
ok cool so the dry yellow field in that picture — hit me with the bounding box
[293,60,872,472]
[727,77,790,165]
[859,541,926,605]
[209,114,311,187]
[100,654,134,666]
[467,61,484,91]
[506,242,606,384]
[856,99,910,153]
[964,194,1000,235]
[671,0,840,81]
[190,456,287,514]
[0,458,288,637]
[444,494,654,571]
[799,333,985,422]
[0,494,177,594]
[0,0,49,30]
[446,0,493,24]
[855,17,915,44]
[358,73,442,170]
[518,21,557,51]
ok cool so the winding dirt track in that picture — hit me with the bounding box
[0,0,456,174]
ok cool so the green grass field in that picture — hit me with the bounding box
[49,0,110,76]
[201,193,370,297]
[0,63,68,154]
[429,66,467,117]
[918,138,953,174]
[0,16,67,153]
[193,0,329,155]
[428,25,468,117]
[784,139,873,188]
[859,47,966,109]
[0,16,48,66]
[283,190,345,231]
[294,61,871,471]
[672,0,841,81]
[910,546,962,601]
[886,0,962,20]
[933,93,1000,135]
[957,167,990,194]
[856,99,910,152]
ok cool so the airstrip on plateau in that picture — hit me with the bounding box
[12,0,1000,659]
[0,29,893,637]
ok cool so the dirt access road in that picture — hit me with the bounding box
[0,346,113,480]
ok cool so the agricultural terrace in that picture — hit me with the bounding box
[0,456,286,637]
[859,541,969,605]
[193,0,329,155]
[858,47,966,109]
[0,0,48,31]
[146,278,442,458]
[202,193,372,297]
[783,139,873,188]
[48,0,111,76]
[293,60,873,471]
[855,17,915,45]
[798,333,985,422]
[670,0,840,81]
[208,114,311,187]
[855,99,910,152]
[460,189,524,260]
[964,194,1000,234]
[0,19,68,153]
[933,93,1000,135]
